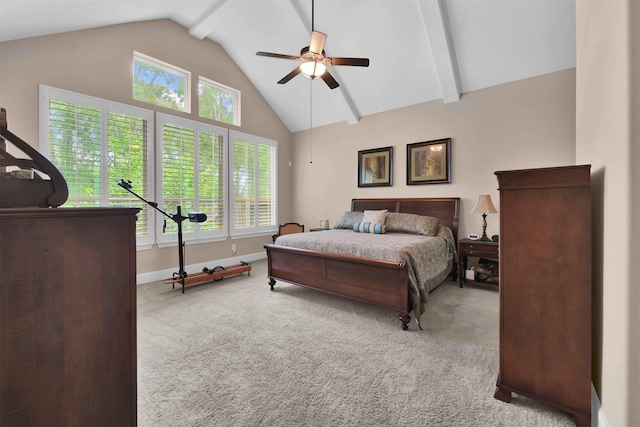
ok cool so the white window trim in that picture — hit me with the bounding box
[155,112,229,248]
[39,84,155,249]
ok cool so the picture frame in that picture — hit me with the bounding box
[406,138,451,185]
[358,146,393,187]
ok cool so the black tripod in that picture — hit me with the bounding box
[117,179,206,292]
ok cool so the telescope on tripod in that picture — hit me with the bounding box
[117,179,251,292]
[117,179,206,291]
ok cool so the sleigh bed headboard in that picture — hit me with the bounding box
[351,197,460,244]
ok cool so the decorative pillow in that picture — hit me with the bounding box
[362,209,387,224]
[353,222,386,234]
[334,211,364,229]
[384,212,440,236]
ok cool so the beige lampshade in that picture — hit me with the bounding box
[471,195,498,214]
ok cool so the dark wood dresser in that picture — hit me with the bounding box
[0,207,139,426]
[493,165,591,426]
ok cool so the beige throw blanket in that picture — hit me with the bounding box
[275,226,457,327]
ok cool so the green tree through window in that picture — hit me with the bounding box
[199,78,239,125]
[133,53,188,112]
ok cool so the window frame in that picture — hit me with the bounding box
[39,84,155,249]
[198,76,241,127]
[133,51,191,113]
[39,68,276,250]
[229,130,278,239]
[155,112,229,247]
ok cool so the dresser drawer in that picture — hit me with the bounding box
[461,248,497,258]
[458,241,498,258]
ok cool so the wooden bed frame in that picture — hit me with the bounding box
[264,197,460,330]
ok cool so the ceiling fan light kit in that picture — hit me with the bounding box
[300,58,326,78]
[256,0,369,89]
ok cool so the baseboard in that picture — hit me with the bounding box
[592,383,609,427]
[136,251,266,284]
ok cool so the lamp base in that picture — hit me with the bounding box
[479,213,491,241]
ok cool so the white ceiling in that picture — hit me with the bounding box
[0,0,576,132]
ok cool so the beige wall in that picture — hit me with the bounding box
[576,1,640,426]
[0,20,293,278]
[290,69,577,240]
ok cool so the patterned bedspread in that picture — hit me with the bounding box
[274,225,457,326]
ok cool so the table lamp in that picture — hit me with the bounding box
[471,194,498,241]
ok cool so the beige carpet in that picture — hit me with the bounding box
[137,259,574,426]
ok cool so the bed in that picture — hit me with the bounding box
[264,197,460,330]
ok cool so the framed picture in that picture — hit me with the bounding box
[358,146,393,187]
[406,138,451,185]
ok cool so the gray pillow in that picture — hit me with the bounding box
[334,211,364,229]
[385,212,440,236]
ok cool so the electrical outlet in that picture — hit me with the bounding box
[231,244,236,255]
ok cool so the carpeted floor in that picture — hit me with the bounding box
[136,259,574,426]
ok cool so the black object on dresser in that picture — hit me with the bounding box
[493,165,591,427]
[0,207,139,426]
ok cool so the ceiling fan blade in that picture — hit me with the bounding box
[256,51,300,61]
[328,57,370,67]
[277,67,302,84]
[320,71,339,89]
[309,31,327,54]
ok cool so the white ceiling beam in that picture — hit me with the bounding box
[287,0,361,125]
[288,0,312,34]
[419,0,461,103]
[188,0,227,40]
[328,72,360,125]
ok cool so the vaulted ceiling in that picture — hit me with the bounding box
[0,0,576,132]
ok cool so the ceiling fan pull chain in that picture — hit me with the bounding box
[309,79,313,164]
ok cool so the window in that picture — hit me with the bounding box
[199,77,240,126]
[40,85,155,248]
[229,131,277,237]
[42,70,275,249]
[133,52,190,113]
[156,113,227,246]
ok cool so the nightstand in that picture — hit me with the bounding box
[458,239,499,288]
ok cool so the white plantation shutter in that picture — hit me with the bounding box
[257,143,276,227]
[232,138,255,230]
[106,109,154,246]
[229,131,277,237]
[41,85,154,247]
[161,121,196,237]
[156,113,227,245]
[47,98,102,207]
[41,86,275,247]
[198,129,227,235]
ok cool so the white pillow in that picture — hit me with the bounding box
[362,209,387,224]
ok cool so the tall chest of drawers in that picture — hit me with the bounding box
[493,165,591,426]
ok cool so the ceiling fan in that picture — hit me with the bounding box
[256,0,369,89]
